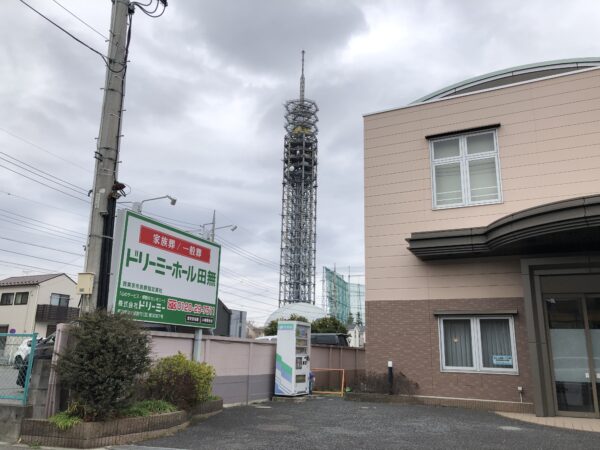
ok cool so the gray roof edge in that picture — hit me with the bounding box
[0,273,74,287]
[364,58,600,118]
[411,57,600,104]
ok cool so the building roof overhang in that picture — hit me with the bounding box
[407,195,600,260]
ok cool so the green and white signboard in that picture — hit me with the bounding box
[108,210,221,328]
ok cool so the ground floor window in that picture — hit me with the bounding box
[439,316,518,374]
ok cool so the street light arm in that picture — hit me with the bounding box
[132,195,177,213]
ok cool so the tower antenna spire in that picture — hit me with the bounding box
[300,50,305,101]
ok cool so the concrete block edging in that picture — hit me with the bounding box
[345,392,535,414]
[19,398,223,448]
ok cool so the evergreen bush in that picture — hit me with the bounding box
[56,311,151,421]
[145,352,216,410]
[311,316,348,334]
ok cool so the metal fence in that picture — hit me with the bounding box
[0,333,37,405]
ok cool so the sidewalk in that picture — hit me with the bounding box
[497,412,600,433]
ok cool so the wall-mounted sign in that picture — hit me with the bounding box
[108,210,221,328]
[492,355,513,366]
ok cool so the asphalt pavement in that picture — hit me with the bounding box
[109,397,600,450]
[2,397,598,449]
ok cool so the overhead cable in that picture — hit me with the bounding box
[50,0,108,40]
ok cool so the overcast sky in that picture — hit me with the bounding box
[1,0,599,324]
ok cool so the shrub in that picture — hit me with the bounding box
[48,411,82,430]
[56,311,151,421]
[145,353,216,410]
[121,400,178,417]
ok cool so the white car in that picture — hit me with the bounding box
[12,337,42,368]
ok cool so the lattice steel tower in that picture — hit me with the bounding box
[279,51,319,306]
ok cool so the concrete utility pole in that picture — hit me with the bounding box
[80,0,131,314]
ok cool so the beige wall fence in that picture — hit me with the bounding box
[150,332,365,405]
[37,329,366,418]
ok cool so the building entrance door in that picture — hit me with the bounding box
[545,294,600,417]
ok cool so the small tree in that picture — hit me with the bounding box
[264,314,309,336]
[56,311,151,421]
[311,316,348,334]
[264,320,278,336]
[346,312,355,326]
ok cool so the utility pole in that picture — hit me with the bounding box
[80,0,131,314]
[210,210,216,242]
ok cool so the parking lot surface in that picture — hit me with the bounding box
[112,397,600,450]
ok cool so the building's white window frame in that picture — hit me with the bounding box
[438,316,518,375]
[430,128,503,209]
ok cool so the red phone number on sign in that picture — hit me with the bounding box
[167,299,214,315]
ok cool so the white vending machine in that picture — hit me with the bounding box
[274,320,311,396]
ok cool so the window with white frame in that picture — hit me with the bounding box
[439,316,518,374]
[50,293,70,307]
[14,292,29,305]
[430,129,502,208]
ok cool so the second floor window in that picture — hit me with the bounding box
[50,293,70,307]
[430,129,502,209]
[0,293,14,305]
[14,292,29,305]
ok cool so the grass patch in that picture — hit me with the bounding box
[48,411,82,430]
[121,400,178,417]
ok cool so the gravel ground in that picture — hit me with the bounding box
[108,397,600,450]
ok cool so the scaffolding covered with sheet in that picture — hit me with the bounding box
[323,267,365,325]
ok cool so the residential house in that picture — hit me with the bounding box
[364,58,600,417]
[0,273,78,338]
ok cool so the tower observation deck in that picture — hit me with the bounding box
[279,51,319,306]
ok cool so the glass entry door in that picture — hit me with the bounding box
[545,295,600,416]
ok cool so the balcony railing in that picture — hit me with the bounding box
[35,304,79,323]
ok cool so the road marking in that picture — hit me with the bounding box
[499,426,522,431]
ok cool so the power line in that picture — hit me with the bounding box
[0,248,83,268]
[18,0,110,66]
[0,153,88,194]
[50,0,108,40]
[143,212,201,228]
[216,235,279,270]
[220,267,278,292]
[0,258,71,274]
[0,208,86,237]
[0,237,84,257]
[0,127,89,171]
[217,234,278,265]
[0,215,85,244]
[0,163,90,203]
[0,190,88,218]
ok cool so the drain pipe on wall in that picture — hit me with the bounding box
[193,329,202,362]
[388,360,394,395]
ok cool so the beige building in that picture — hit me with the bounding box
[0,273,77,337]
[364,58,600,417]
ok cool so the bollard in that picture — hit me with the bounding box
[387,360,393,395]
